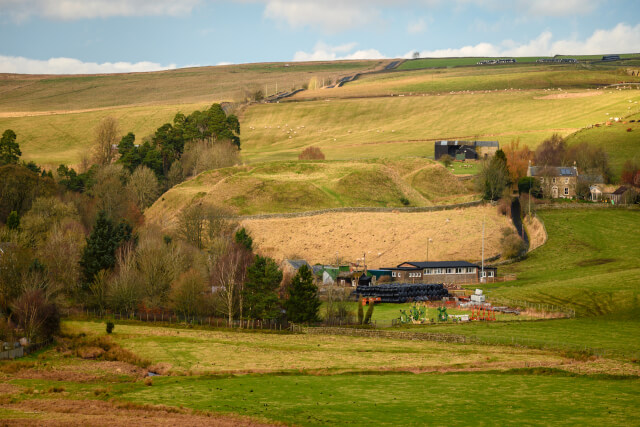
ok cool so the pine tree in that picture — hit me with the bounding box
[285,264,320,323]
[243,255,282,320]
[79,211,132,284]
[234,227,253,251]
[0,129,21,165]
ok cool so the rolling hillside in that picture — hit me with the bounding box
[146,158,477,221]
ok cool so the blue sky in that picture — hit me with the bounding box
[1,0,639,73]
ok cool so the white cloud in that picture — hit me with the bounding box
[0,0,200,20]
[263,0,382,32]
[409,23,640,57]
[293,41,386,61]
[0,55,177,74]
[407,18,427,34]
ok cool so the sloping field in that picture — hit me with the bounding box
[241,89,640,163]
[0,60,382,112]
[566,112,640,177]
[293,64,640,99]
[146,158,477,222]
[240,205,510,266]
[491,208,640,316]
[2,63,639,167]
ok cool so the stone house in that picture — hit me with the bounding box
[527,163,578,199]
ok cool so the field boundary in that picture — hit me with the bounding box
[293,324,638,360]
[237,200,483,220]
[536,203,640,211]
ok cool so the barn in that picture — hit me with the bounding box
[434,140,499,161]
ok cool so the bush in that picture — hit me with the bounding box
[298,146,325,160]
[357,302,364,324]
[106,321,114,334]
[497,198,511,216]
[440,154,454,168]
[500,228,526,259]
[399,197,410,206]
[363,303,374,324]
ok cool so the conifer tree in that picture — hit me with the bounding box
[79,211,132,284]
[243,255,282,319]
[285,264,320,323]
[6,211,19,230]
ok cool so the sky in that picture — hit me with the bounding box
[0,0,639,74]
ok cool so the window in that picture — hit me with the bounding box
[481,271,486,277]
[552,177,556,184]
[424,269,430,275]
[467,267,475,273]
[456,267,464,274]
[434,268,442,274]
[446,268,454,274]
[398,272,402,278]
[392,271,396,278]
[564,178,569,184]
[564,187,569,195]
[488,271,494,277]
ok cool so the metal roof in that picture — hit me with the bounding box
[386,261,480,269]
[528,166,577,177]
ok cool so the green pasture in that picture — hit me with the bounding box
[489,209,640,315]
[146,158,476,217]
[566,113,640,178]
[121,372,640,426]
[241,89,640,164]
[398,57,541,70]
[64,320,560,374]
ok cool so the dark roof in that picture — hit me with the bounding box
[436,140,498,147]
[528,166,577,177]
[284,259,311,270]
[387,261,480,269]
[613,186,630,195]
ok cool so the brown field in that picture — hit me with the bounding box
[240,205,511,266]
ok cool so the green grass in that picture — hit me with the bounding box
[490,209,640,315]
[566,112,640,179]
[398,57,540,70]
[119,372,640,426]
[65,320,560,374]
[241,89,640,164]
[146,158,476,218]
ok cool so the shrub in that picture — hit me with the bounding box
[106,321,115,334]
[497,198,511,216]
[363,302,375,324]
[298,146,325,160]
[399,197,410,206]
[440,154,453,168]
[357,302,364,324]
[500,228,526,259]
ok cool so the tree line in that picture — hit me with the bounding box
[0,103,321,345]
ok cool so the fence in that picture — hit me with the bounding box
[75,309,290,331]
[290,324,639,360]
[488,298,576,318]
[0,338,53,360]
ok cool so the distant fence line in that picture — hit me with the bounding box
[237,200,484,221]
[536,203,640,211]
[291,324,637,360]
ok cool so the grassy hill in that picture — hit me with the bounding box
[0,60,383,112]
[146,158,477,220]
[3,61,639,167]
[240,89,640,164]
[566,112,640,178]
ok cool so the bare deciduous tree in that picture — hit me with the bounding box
[92,117,120,166]
[209,241,252,323]
[127,166,160,210]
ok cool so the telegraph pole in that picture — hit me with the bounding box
[481,216,485,282]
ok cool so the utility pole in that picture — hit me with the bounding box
[481,215,485,283]
[363,252,367,274]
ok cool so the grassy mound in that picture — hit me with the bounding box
[146,158,477,222]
